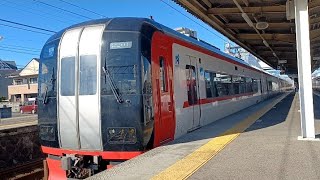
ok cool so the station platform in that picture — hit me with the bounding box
[89,92,320,180]
[0,114,37,130]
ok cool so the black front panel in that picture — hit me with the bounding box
[100,23,157,152]
[101,31,144,151]
[38,39,59,148]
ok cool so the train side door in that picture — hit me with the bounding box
[151,34,174,145]
[186,56,201,131]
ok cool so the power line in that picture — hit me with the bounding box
[0,23,52,36]
[57,0,107,18]
[0,44,41,51]
[0,45,40,53]
[159,0,231,44]
[0,48,39,56]
[0,18,56,33]
[33,0,93,20]
[0,46,40,54]
[2,0,74,25]
[2,37,37,42]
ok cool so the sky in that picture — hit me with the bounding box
[0,0,231,68]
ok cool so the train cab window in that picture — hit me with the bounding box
[186,65,198,105]
[159,56,167,92]
[204,71,217,98]
[79,55,97,95]
[60,57,75,96]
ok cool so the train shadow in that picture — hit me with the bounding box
[166,92,296,145]
[245,93,295,132]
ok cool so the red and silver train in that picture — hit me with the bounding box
[38,17,292,179]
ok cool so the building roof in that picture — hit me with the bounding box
[19,58,39,77]
[4,61,17,68]
[0,59,17,70]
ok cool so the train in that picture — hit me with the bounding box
[38,17,293,179]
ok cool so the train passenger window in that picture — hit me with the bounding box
[79,55,97,95]
[204,71,217,98]
[252,79,259,93]
[215,73,233,96]
[60,57,75,96]
[186,65,198,105]
[239,77,246,94]
[260,79,263,93]
[268,81,273,91]
[223,74,233,95]
[246,77,253,93]
[232,76,240,94]
[159,56,167,92]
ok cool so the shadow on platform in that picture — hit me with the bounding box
[167,92,296,146]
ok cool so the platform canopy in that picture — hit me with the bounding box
[174,0,320,74]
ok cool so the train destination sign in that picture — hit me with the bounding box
[110,41,132,49]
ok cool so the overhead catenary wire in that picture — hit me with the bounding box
[0,45,40,53]
[1,0,74,25]
[0,48,39,56]
[2,37,37,43]
[0,46,40,54]
[57,0,107,18]
[0,18,56,33]
[0,23,52,36]
[33,0,93,20]
[0,44,41,51]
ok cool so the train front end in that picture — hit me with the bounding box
[38,18,155,179]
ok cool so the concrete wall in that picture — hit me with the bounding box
[0,102,22,112]
[0,125,43,169]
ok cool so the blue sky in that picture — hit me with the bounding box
[0,0,231,68]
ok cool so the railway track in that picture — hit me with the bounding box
[0,159,44,180]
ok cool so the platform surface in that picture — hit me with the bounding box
[189,92,320,180]
[90,92,320,180]
[0,114,37,130]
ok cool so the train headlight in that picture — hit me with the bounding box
[39,125,56,141]
[107,127,137,144]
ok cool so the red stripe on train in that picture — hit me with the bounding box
[41,146,143,160]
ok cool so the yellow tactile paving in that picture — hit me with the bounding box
[152,93,289,180]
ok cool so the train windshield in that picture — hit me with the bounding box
[39,40,58,99]
[102,32,140,96]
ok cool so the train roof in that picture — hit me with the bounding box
[45,17,289,82]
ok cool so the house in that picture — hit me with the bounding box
[0,60,17,100]
[8,58,39,102]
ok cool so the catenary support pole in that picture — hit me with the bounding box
[294,0,315,139]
